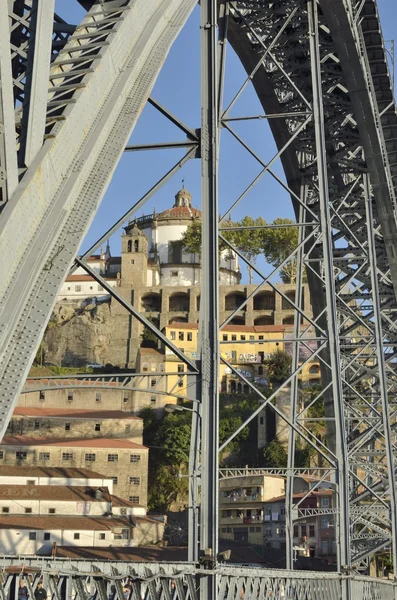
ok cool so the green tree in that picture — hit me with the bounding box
[140,318,159,348]
[262,438,287,468]
[261,218,306,283]
[180,218,202,256]
[265,349,292,386]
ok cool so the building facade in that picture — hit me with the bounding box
[0,437,148,506]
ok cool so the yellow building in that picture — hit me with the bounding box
[162,323,320,397]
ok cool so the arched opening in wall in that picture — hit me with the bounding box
[309,364,320,374]
[169,317,188,324]
[282,290,299,310]
[229,316,245,325]
[253,291,275,311]
[254,316,274,326]
[196,296,200,311]
[141,293,161,313]
[230,380,236,394]
[127,240,132,252]
[282,316,294,325]
[169,293,189,312]
[134,240,139,252]
[225,292,246,311]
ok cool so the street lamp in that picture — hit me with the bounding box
[164,402,200,562]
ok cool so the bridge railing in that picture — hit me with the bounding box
[0,557,395,600]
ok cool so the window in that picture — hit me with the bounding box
[39,391,45,401]
[249,335,255,341]
[321,516,329,529]
[178,379,184,387]
[49,508,56,514]
[187,332,192,341]
[150,396,156,404]
[222,334,228,341]
[112,477,118,485]
[44,533,50,541]
[34,420,40,430]
[25,508,32,514]
[321,539,329,554]
[129,496,140,504]
[95,423,101,432]
[293,525,299,537]
[309,525,315,537]
[280,507,286,516]
[108,454,118,462]
[130,454,140,463]
[0,451,3,460]
[67,391,73,402]
[171,271,178,277]
[321,497,330,508]
[99,533,106,540]
[178,332,184,341]
[2,507,9,513]
[89,286,93,290]
[125,424,131,433]
[27,480,35,486]
[65,423,71,431]
[96,393,101,403]
[16,451,27,460]
[241,335,246,341]
[231,335,237,341]
[259,335,264,340]
[74,533,80,540]
[301,525,307,537]
[39,452,50,461]
[98,285,103,292]
[279,527,285,537]
[266,528,272,537]
[29,532,36,541]
[129,477,140,485]
[113,528,129,540]
[170,331,176,340]
[255,527,261,532]
[177,364,184,373]
[130,259,135,265]
[259,417,264,425]
[123,395,129,403]
[85,453,96,462]
[62,453,73,461]
[75,285,81,292]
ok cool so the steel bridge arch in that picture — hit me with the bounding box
[0,0,397,596]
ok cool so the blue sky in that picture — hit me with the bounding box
[55,0,396,272]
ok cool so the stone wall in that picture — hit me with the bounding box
[44,283,313,369]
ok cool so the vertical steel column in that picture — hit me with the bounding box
[308,0,351,593]
[188,378,201,562]
[0,1,18,208]
[364,173,397,578]
[199,0,219,598]
[285,197,306,570]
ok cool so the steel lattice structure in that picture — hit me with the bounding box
[1,0,397,598]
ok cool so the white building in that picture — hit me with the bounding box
[57,187,240,302]
[0,468,163,555]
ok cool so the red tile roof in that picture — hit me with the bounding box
[65,275,116,282]
[1,436,148,450]
[165,323,286,333]
[0,485,111,502]
[0,466,112,479]
[158,206,201,219]
[13,408,142,421]
[266,489,333,503]
[0,515,132,531]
